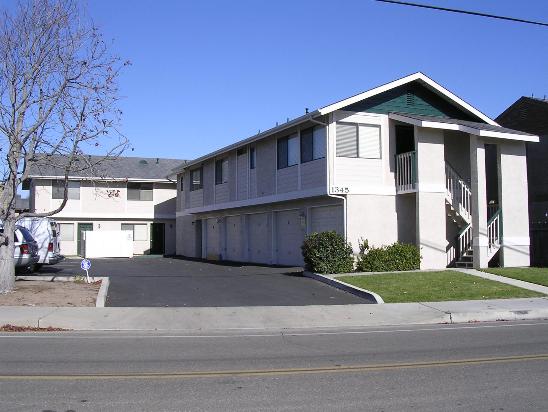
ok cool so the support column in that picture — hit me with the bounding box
[498,141,530,266]
[415,127,447,269]
[470,135,489,268]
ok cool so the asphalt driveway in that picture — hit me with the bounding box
[39,256,370,307]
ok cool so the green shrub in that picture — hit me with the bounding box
[301,231,354,274]
[356,239,421,272]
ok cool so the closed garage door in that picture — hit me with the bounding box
[276,210,305,266]
[206,218,221,260]
[310,205,344,235]
[226,215,244,262]
[248,213,271,264]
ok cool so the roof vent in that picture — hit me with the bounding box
[406,90,414,106]
[139,159,148,165]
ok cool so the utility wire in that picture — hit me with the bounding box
[376,0,548,27]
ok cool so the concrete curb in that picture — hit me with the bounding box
[15,275,110,308]
[303,271,384,304]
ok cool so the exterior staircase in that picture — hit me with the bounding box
[444,162,501,268]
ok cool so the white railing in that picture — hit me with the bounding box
[395,151,416,192]
[487,203,499,220]
[445,163,472,223]
[458,223,472,258]
[488,209,502,257]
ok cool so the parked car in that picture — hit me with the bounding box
[17,217,64,270]
[14,225,40,271]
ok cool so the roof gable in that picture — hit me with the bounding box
[319,72,497,125]
[339,81,480,122]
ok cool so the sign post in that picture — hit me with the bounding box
[80,258,92,283]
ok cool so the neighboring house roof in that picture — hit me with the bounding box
[27,155,186,182]
[179,72,512,171]
[496,96,548,136]
[389,113,538,142]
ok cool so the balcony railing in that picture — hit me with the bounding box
[395,151,416,193]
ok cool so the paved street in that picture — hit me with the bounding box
[37,257,368,307]
[0,320,547,411]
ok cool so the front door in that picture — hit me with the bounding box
[77,223,93,257]
[150,223,165,255]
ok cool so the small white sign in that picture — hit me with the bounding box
[80,259,91,283]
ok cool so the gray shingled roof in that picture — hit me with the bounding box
[391,112,535,136]
[27,155,187,180]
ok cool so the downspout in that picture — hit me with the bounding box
[310,114,348,242]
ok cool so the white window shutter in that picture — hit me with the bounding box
[336,123,358,157]
[358,125,381,159]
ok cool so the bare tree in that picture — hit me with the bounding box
[0,0,129,293]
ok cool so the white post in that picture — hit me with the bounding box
[470,135,489,268]
[497,141,531,266]
[415,127,447,269]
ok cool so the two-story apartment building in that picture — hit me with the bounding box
[175,73,538,269]
[27,155,183,256]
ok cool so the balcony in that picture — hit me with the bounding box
[395,151,416,193]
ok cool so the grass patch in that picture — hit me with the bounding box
[336,270,544,303]
[482,267,548,287]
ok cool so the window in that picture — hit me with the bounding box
[121,223,148,241]
[336,122,381,159]
[59,223,74,241]
[52,180,80,200]
[301,126,326,163]
[249,147,256,169]
[127,182,153,201]
[179,175,184,191]
[215,158,228,185]
[190,167,203,191]
[277,134,299,169]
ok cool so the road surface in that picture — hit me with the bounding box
[1,320,547,411]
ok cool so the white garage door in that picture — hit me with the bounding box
[276,210,305,266]
[248,213,271,264]
[226,215,244,262]
[310,205,344,235]
[206,218,221,260]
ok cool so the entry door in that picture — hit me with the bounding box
[77,223,93,257]
[150,223,165,255]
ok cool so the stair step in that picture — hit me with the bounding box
[455,261,474,268]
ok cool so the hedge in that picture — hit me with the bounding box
[301,231,354,274]
[356,240,421,272]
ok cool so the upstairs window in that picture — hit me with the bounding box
[190,167,203,191]
[301,126,326,163]
[179,175,184,191]
[127,182,153,201]
[336,122,381,159]
[249,147,256,169]
[277,134,299,169]
[215,158,229,185]
[52,180,80,200]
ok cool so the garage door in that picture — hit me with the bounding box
[310,205,344,235]
[276,210,305,266]
[248,213,271,264]
[226,215,244,262]
[206,218,221,260]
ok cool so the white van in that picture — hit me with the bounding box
[17,217,64,270]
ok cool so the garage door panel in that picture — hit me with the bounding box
[310,205,344,235]
[248,213,271,264]
[226,215,244,262]
[276,210,305,266]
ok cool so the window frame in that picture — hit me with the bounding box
[51,180,80,200]
[127,182,153,201]
[190,167,203,191]
[121,223,148,241]
[215,158,228,185]
[249,147,256,170]
[277,134,299,170]
[336,122,381,159]
[59,223,74,242]
[300,126,326,163]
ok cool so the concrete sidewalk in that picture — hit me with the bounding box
[1,297,548,331]
[454,268,548,295]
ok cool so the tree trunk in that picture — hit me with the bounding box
[0,219,16,294]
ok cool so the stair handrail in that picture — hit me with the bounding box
[445,162,472,223]
[487,208,502,256]
[457,223,472,259]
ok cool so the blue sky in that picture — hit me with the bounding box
[15,1,548,160]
